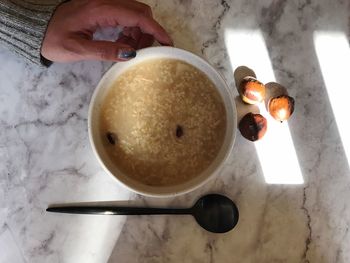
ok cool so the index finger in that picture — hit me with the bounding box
[137,15,173,45]
[101,7,173,45]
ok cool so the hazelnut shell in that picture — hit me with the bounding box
[239,77,266,105]
[239,113,267,141]
[268,95,295,122]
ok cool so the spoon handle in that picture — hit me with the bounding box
[46,206,192,215]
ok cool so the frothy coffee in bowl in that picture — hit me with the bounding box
[100,58,226,186]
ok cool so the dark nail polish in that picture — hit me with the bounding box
[118,49,136,59]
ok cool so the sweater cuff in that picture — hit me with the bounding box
[0,0,63,66]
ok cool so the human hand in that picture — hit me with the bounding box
[41,0,173,63]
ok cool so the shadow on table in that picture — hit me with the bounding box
[105,186,326,263]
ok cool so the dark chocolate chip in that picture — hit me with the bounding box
[176,125,184,138]
[106,132,117,145]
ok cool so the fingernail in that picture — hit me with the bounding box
[117,48,136,60]
[159,37,174,46]
[159,41,174,47]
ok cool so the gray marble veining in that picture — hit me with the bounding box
[0,0,350,262]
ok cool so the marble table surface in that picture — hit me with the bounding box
[1,0,350,262]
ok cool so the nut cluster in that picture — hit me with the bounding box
[238,74,295,141]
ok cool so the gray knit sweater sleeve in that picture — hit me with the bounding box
[0,0,63,65]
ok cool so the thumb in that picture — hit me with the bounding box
[72,39,136,62]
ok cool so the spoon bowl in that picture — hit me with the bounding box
[192,194,239,233]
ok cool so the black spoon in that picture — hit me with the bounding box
[46,194,239,233]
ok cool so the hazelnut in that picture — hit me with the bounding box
[268,95,295,122]
[239,113,267,141]
[239,76,266,105]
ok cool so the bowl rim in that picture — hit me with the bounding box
[88,46,237,197]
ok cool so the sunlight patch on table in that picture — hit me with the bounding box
[225,29,304,184]
[314,31,350,167]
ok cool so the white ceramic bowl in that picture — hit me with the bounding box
[88,47,237,197]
